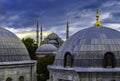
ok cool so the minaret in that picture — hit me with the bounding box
[66,20,69,39]
[36,20,39,46]
[40,25,43,45]
[94,8,101,26]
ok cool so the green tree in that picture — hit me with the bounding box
[22,37,54,81]
[22,37,38,60]
[37,55,54,81]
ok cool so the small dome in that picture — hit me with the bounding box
[49,40,58,44]
[36,44,57,54]
[0,27,30,62]
[54,26,120,67]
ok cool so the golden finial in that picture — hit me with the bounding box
[94,8,101,26]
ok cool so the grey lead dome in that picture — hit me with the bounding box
[36,44,57,54]
[0,27,30,62]
[54,26,120,67]
[59,26,120,52]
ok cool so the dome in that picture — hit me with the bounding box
[54,26,120,67]
[0,27,30,62]
[36,44,57,54]
[41,32,64,48]
[49,40,58,44]
[47,32,59,40]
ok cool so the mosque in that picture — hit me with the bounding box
[35,21,66,58]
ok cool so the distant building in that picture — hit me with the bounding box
[41,32,64,48]
[35,23,64,58]
[35,21,68,58]
[48,9,120,81]
[0,27,36,81]
[35,21,69,81]
[36,20,69,48]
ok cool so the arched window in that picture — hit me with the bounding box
[104,52,115,68]
[111,80,116,81]
[51,75,53,81]
[18,76,24,81]
[6,77,12,81]
[64,52,73,67]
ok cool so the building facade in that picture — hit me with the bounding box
[41,32,64,48]
[0,27,36,81]
[48,10,120,81]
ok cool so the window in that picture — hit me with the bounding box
[104,52,115,68]
[64,52,73,67]
[18,76,24,81]
[6,77,12,81]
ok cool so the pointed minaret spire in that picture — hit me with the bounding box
[66,20,69,39]
[36,20,39,46]
[94,8,101,26]
[40,24,43,45]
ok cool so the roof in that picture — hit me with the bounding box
[53,26,120,68]
[59,26,120,52]
[41,32,64,48]
[47,32,59,40]
[0,27,30,62]
[49,40,58,44]
[36,44,57,54]
[48,65,120,72]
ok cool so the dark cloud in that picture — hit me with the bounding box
[0,0,120,39]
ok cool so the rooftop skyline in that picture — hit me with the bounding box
[0,0,120,40]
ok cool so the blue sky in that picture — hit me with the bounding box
[0,0,120,40]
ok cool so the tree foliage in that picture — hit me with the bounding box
[37,55,54,81]
[22,37,38,60]
[22,37,54,81]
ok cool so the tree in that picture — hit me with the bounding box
[22,37,38,60]
[22,37,54,81]
[37,55,54,81]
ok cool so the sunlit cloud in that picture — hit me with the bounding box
[4,26,52,40]
[4,27,34,34]
[104,23,120,30]
[100,12,111,21]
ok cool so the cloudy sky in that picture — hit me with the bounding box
[0,0,120,41]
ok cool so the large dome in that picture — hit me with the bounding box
[59,26,120,52]
[0,27,30,62]
[54,26,120,67]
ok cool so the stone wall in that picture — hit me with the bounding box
[78,72,120,81]
[48,67,120,81]
[0,62,36,81]
[48,69,79,81]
